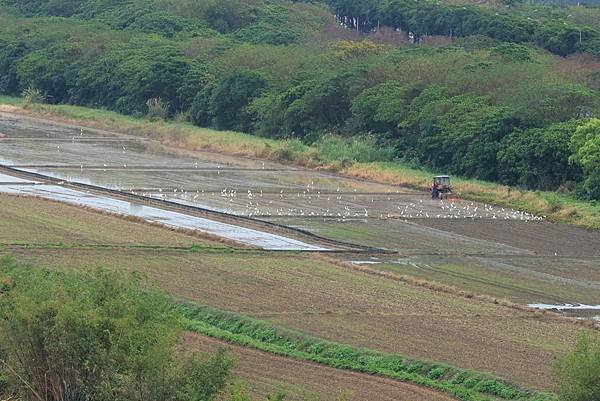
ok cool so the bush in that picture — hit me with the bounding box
[21,87,46,104]
[554,331,600,401]
[211,70,266,132]
[427,367,447,380]
[570,119,600,200]
[0,262,233,401]
[497,121,582,190]
[490,43,532,62]
[146,97,170,120]
[271,139,310,162]
[316,134,395,165]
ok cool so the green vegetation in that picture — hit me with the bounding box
[326,0,600,56]
[554,331,600,401]
[180,303,558,401]
[0,0,600,203]
[21,86,46,104]
[0,258,233,401]
[570,119,600,199]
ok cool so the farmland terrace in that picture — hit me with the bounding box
[1,112,599,396]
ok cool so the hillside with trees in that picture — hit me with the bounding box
[0,0,599,199]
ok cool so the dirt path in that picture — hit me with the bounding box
[183,333,457,401]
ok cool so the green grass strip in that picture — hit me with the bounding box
[179,303,557,401]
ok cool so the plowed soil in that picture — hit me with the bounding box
[414,220,600,257]
[2,112,598,393]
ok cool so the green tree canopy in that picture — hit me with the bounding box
[570,119,600,199]
[210,69,266,132]
[498,121,582,190]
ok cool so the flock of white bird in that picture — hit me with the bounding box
[59,131,545,223]
[130,184,545,222]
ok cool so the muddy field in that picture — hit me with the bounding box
[1,112,599,391]
[0,112,545,223]
[415,219,600,257]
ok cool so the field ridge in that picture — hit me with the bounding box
[180,303,557,401]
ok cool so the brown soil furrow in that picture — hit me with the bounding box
[415,220,600,257]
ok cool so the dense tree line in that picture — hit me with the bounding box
[325,0,600,57]
[0,0,599,198]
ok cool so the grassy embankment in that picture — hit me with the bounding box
[0,96,598,230]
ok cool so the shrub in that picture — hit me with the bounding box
[554,331,600,401]
[570,119,600,200]
[544,193,564,213]
[211,70,266,132]
[21,87,46,104]
[0,262,233,401]
[490,43,532,62]
[316,135,395,166]
[146,97,170,120]
[497,121,582,191]
[174,111,190,123]
[475,380,519,399]
[427,367,447,380]
[271,139,309,162]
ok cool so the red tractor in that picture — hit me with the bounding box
[431,175,453,200]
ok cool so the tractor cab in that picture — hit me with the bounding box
[432,175,452,199]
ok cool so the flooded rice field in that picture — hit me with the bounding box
[0,178,328,251]
[1,112,599,308]
[0,113,545,222]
